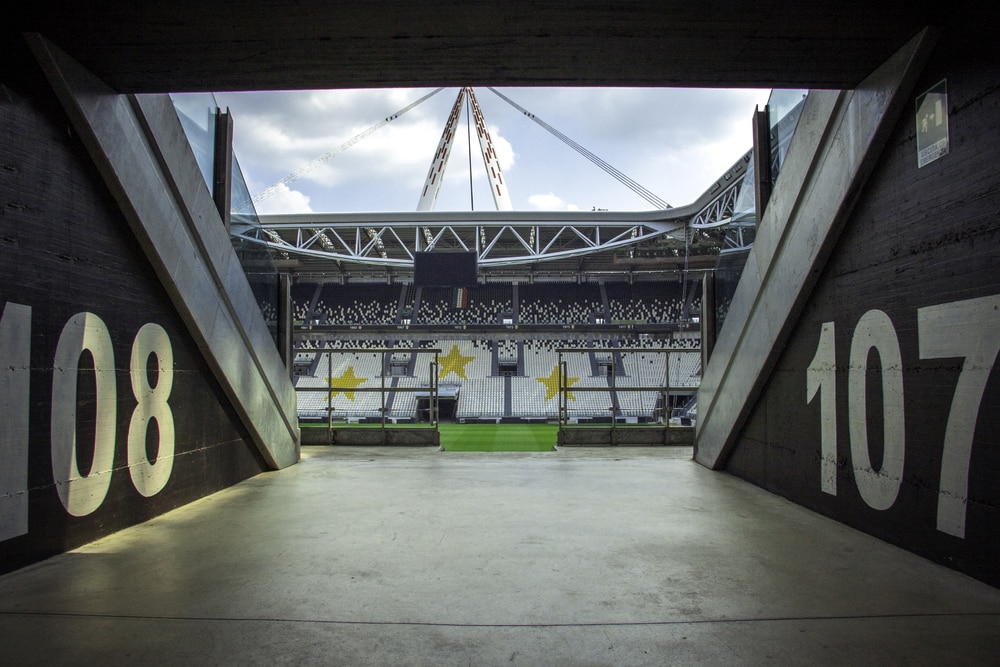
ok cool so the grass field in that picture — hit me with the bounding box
[439,423,558,452]
[299,422,558,451]
[299,422,685,450]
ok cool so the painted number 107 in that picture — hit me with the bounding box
[806,294,1000,538]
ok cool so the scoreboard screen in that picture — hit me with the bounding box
[413,251,477,287]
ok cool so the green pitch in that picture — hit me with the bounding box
[298,421,558,451]
[439,423,557,452]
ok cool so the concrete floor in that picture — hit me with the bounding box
[2,446,1000,666]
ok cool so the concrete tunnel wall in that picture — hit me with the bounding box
[1,12,998,589]
[723,14,1000,587]
[0,40,278,574]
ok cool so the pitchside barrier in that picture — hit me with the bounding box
[294,347,441,446]
[556,347,698,446]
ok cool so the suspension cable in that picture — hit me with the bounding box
[486,87,670,210]
[252,88,444,204]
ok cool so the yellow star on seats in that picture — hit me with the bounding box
[439,344,475,380]
[537,365,578,402]
[327,366,367,401]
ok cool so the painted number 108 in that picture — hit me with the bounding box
[1,304,175,543]
[806,294,1000,538]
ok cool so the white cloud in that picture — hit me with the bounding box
[254,184,313,214]
[527,193,582,211]
[489,125,516,171]
[212,86,775,214]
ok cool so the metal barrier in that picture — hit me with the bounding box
[294,347,440,445]
[556,347,699,446]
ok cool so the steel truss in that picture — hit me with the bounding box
[689,182,740,229]
[244,212,678,267]
[689,173,755,254]
[241,169,750,267]
[235,85,759,267]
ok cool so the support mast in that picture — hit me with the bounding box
[416,87,512,212]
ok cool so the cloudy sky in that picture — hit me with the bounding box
[213,87,772,215]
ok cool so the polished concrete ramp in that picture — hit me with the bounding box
[2,447,999,665]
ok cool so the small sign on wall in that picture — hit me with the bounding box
[916,79,949,168]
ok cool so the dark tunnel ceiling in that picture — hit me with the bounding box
[7,1,959,93]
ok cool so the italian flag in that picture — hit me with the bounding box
[453,287,468,309]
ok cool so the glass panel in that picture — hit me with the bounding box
[231,154,280,345]
[710,89,808,337]
[730,150,756,225]
[768,89,808,184]
[168,93,216,189]
[170,94,281,347]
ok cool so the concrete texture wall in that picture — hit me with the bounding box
[725,16,1000,587]
[0,48,267,574]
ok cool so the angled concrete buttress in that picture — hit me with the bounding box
[695,29,937,470]
[26,34,299,469]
